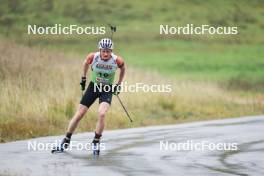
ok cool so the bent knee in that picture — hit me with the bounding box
[79,110,87,117]
[77,107,87,117]
[98,111,106,119]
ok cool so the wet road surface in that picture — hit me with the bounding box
[0,115,263,176]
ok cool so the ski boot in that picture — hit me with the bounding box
[51,137,70,153]
[92,138,100,155]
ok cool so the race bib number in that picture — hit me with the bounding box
[96,77,109,84]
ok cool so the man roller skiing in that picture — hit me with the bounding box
[52,38,125,155]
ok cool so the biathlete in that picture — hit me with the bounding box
[52,38,125,155]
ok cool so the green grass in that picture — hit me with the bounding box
[0,38,264,142]
[12,37,264,91]
[1,0,264,86]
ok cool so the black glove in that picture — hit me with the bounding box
[113,84,121,95]
[80,77,86,91]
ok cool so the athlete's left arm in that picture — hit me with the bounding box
[116,56,125,85]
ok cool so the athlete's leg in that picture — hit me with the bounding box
[92,101,110,155]
[67,104,88,133]
[52,104,89,152]
[60,82,97,149]
[66,81,97,135]
[95,102,110,135]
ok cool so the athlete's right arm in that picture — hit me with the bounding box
[82,53,94,77]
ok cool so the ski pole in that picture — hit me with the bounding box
[108,24,116,40]
[116,94,133,123]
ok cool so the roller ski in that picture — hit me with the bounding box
[51,137,70,154]
[92,133,101,156]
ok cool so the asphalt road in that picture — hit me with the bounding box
[0,115,263,176]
